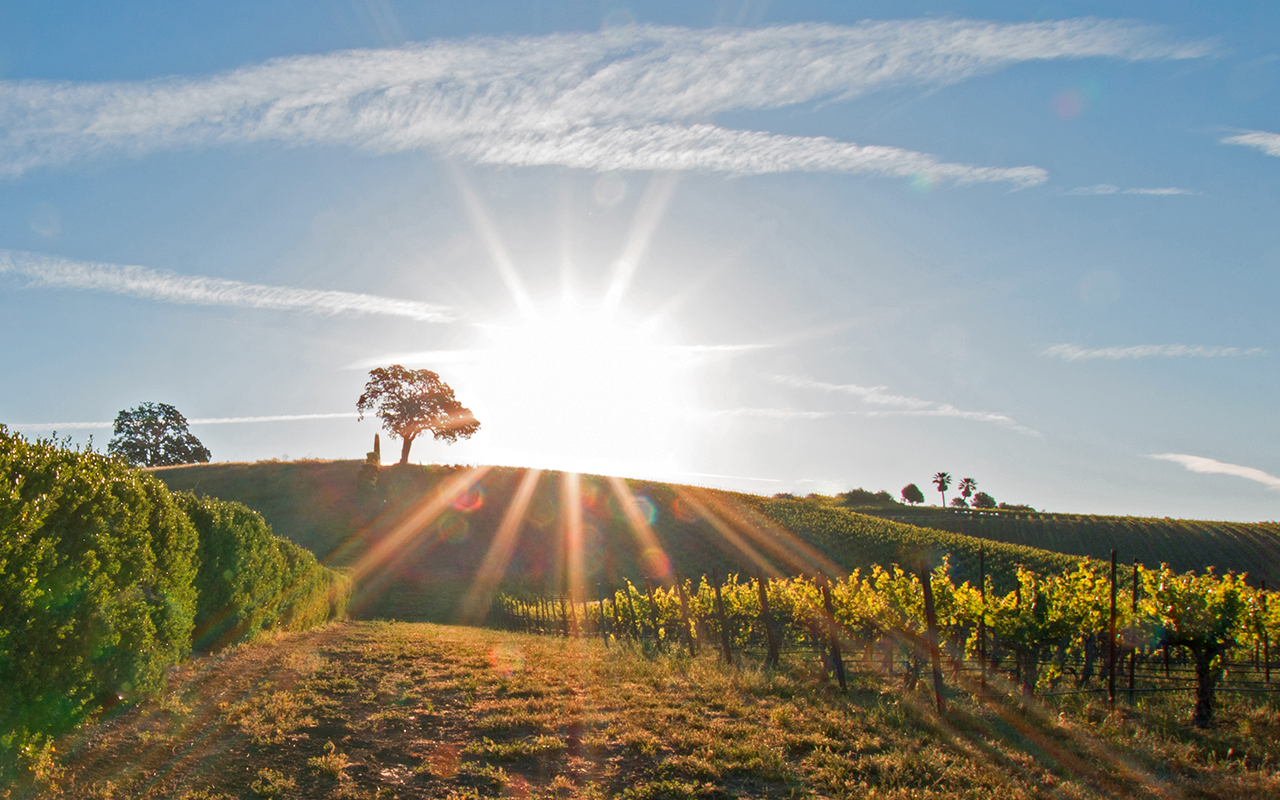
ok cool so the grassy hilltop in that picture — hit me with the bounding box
[153,460,1077,621]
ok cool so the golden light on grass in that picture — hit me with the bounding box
[458,468,544,625]
[347,465,492,613]
[607,475,673,583]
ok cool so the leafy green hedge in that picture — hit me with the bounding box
[0,427,349,771]
[0,428,198,759]
[179,492,349,650]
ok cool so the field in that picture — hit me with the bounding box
[847,503,1280,588]
[14,620,1280,800]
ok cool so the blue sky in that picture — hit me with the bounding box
[3,1,1279,520]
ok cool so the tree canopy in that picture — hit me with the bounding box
[900,483,925,505]
[356,365,480,464]
[107,402,211,467]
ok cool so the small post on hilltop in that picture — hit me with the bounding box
[979,547,987,692]
[712,569,734,665]
[1109,549,1118,712]
[757,570,780,668]
[821,576,846,691]
[921,563,947,712]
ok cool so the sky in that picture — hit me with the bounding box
[2,1,1279,521]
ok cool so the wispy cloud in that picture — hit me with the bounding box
[1066,184,1197,196]
[346,342,770,370]
[0,249,452,322]
[1220,129,1280,158]
[710,407,836,420]
[1042,343,1264,361]
[772,374,1038,434]
[1150,453,1280,490]
[13,412,357,431]
[0,19,1208,184]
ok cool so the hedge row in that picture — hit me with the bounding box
[0,427,349,766]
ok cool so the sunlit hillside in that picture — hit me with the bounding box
[152,460,1070,621]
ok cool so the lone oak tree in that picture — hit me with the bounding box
[357,366,480,465]
[107,402,211,467]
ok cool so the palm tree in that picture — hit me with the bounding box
[958,477,977,503]
[932,472,952,506]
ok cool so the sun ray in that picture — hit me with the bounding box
[347,465,492,612]
[458,467,543,625]
[601,171,680,312]
[448,160,536,317]
[686,486,847,578]
[607,475,673,584]
[562,471,587,605]
[670,487,778,577]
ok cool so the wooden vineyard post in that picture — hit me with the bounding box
[1128,559,1138,703]
[1109,549,1118,711]
[675,574,697,656]
[645,580,662,650]
[1264,581,1271,684]
[559,595,569,638]
[598,584,610,647]
[979,547,987,691]
[609,587,621,641]
[757,570,780,667]
[920,564,947,712]
[625,584,641,641]
[712,569,734,665]
[821,576,847,691]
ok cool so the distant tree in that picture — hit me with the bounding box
[950,496,969,508]
[357,366,480,465]
[972,491,997,509]
[932,472,952,506]
[839,488,898,507]
[107,402,211,467]
[999,502,1036,512]
[900,483,925,505]
[958,477,977,503]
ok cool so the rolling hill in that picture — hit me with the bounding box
[145,460,1132,622]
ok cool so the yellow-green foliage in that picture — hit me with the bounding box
[0,427,350,772]
[0,426,198,757]
[177,494,350,650]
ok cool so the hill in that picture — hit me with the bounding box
[152,460,1076,621]
[840,502,1280,587]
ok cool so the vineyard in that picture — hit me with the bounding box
[848,501,1280,587]
[492,553,1277,728]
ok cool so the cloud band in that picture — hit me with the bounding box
[0,250,452,322]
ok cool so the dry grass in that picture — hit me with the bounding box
[8,622,1279,799]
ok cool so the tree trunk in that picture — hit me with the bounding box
[1193,649,1220,728]
[399,433,416,465]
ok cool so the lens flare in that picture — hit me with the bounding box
[452,486,485,512]
[488,643,526,677]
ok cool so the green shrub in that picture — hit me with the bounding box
[0,426,198,757]
[177,493,349,650]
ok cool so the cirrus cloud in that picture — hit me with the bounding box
[1150,453,1280,490]
[0,19,1209,185]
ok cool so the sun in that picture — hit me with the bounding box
[455,299,694,476]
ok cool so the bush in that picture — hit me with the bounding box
[0,427,198,757]
[1,427,350,775]
[177,493,349,650]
